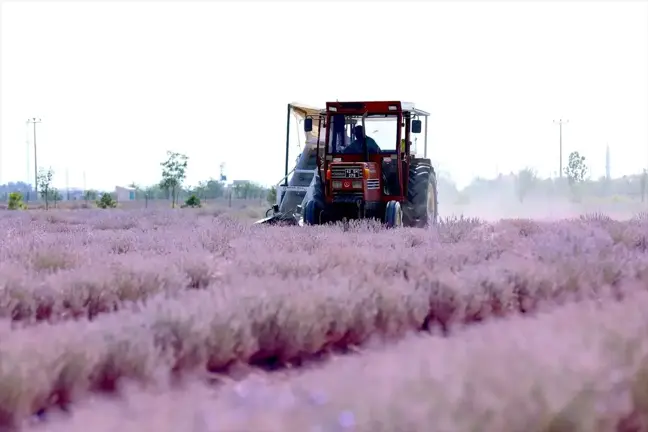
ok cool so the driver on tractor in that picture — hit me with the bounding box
[344,125,381,154]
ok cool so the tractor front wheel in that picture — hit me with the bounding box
[384,200,403,228]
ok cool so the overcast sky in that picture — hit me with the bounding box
[1,1,647,190]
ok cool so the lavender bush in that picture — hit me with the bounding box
[26,292,648,432]
[0,208,648,430]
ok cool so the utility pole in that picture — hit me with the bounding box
[65,169,70,200]
[553,119,568,178]
[605,143,611,180]
[27,118,42,197]
[25,120,30,200]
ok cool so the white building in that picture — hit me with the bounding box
[115,186,136,201]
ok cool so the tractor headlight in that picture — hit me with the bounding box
[332,181,342,189]
[352,181,362,189]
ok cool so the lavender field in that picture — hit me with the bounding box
[2,208,648,431]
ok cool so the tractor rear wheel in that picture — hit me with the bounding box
[303,172,325,225]
[312,171,326,222]
[311,171,325,208]
[402,158,438,228]
[303,199,320,225]
[384,200,403,228]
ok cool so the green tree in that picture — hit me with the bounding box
[564,151,588,184]
[50,188,62,208]
[37,167,54,210]
[83,189,99,207]
[243,182,254,199]
[8,192,27,210]
[84,189,98,203]
[205,179,224,199]
[190,181,207,201]
[143,185,156,208]
[232,182,243,199]
[231,181,266,200]
[564,151,589,202]
[96,192,117,209]
[160,151,189,208]
[267,186,277,206]
[182,194,201,208]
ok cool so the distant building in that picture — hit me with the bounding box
[115,186,136,201]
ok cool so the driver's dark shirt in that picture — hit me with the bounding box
[344,136,381,154]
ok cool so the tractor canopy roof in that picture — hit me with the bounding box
[325,101,430,117]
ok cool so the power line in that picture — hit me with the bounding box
[553,119,569,178]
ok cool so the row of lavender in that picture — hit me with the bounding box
[0,209,647,428]
[26,291,648,432]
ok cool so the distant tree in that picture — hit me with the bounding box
[231,181,266,200]
[143,185,156,208]
[515,167,537,203]
[232,182,244,199]
[564,151,589,202]
[37,167,54,210]
[205,179,225,199]
[160,151,188,208]
[84,189,98,203]
[50,188,62,208]
[191,181,208,201]
[243,182,254,199]
[7,192,26,210]
[564,151,588,185]
[96,192,117,209]
[182,194,201,208]
[641,169,647,203]
[267,186,277,206]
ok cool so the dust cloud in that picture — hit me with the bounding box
[438,185,647,222]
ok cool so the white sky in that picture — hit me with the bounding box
[1,0,647,190]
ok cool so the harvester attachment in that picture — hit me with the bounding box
[254,205,303,226]
[257,102,324,227]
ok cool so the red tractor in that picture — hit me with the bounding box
[302,101,437,228]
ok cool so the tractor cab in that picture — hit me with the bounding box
[315,103,420,198]
[302,101,436,227]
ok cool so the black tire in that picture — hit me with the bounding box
[310,171,326,223]
[303,199,319,225]
[311,172,325,208]
[402,158,438,228]
[384,200,403,228]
